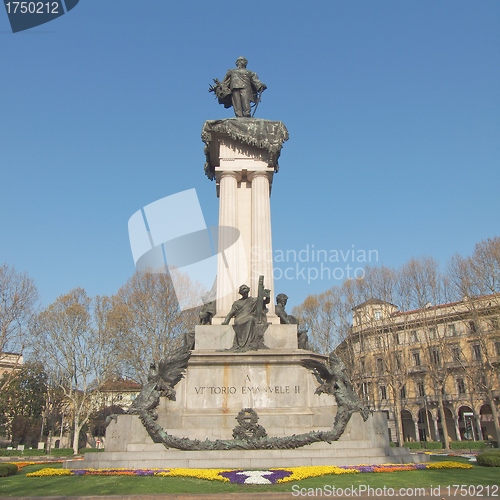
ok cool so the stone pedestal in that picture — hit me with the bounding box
[68,331,426,469]
[194,323,298,350]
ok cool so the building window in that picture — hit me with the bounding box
[354,312,361,327]
[430,348,441,366]
[376,358,384,374]
[490,317,499,330]
[410,330,419,343]
[469,321,477,333]
[451,346,461,362]
[495,341,500,357]
[395,333,401,344]
[457,378,466,395]
[447,324,457,336]
[472,343,482,361]
[380,386,387,400]
[374,310,382,320]
[417,381,425,397]
[400,385,406,399]
[412,351,421,367]
[429,327,437,339]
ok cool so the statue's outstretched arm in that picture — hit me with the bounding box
[222,305,236,325]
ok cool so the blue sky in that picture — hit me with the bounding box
[1,1,499,310]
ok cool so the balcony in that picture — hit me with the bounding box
[408,364,428,374]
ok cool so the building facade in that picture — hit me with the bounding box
[337,296,500,445]
[0,352,23,380]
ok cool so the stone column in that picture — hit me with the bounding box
[249,170,275,317]
[414,420,420,442]
[474,413,484,441]
[433,416,441,442]
[215,170,241,318]
[454,416,462,441]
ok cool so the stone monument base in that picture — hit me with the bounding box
[67,413,424,469]
[66,327,426,469]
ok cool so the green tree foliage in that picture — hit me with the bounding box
[0,362,47,446]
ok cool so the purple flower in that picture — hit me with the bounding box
[219,470,246,484]
[355,466,375,473]
[135,470,155,476]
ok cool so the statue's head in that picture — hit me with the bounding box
[238,284,250,295]
[276,293,288,306]
[235,56,248,68]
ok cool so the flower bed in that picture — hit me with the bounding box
[26,462,472,483]
[6,461,63,470]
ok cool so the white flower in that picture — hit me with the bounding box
[235,470,277,484]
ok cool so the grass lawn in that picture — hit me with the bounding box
[0,456,498,497]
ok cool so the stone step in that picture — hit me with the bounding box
[67,445,424,470]
[124,438,377,453]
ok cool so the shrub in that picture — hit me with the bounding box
[424,441,443,450]
[22,449,46,456]
[0,464,18,477]
[0,450,20,457]
[450,440,488,450]
[79,448,105,454]
[49,448,74,456]
[404,442,422,450]
[477,450,500,467]
[389,441,399,447]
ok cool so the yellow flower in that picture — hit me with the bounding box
[274,466,358,483]
[26,468,72,477]
[426,462,473,470]
[156,468,230,482]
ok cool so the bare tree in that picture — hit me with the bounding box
[341,267,411,447]
[397,257,454,448]
[32,288,117,454]
[449,237,500,443]
[109,271,200,384]
[292,287,345,354]
[0,264,38,390]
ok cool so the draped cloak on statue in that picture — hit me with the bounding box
[226,296,259,350]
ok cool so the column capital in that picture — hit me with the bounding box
[216,170,242,182]
[247,170,273,182]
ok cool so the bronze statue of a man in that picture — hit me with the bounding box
[210,57,267,118]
